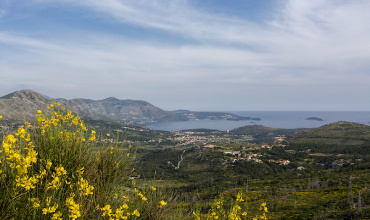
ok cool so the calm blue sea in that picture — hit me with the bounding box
[146,111,370,131]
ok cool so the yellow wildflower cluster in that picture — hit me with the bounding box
[1,126,41,191]
[198,191,267,220]
[136,191,148,201]
[28,197,41,208]
[36,101,92,143]
[78,177,94,196]
[66,194,81,220]
[99,203,140,220]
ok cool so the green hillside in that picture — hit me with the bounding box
[286,121,370,154]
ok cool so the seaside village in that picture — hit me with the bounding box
[169,130,293,166]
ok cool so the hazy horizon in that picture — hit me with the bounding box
[1,1,370,111]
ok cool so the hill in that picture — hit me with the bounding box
[288,121,370,143]
[286,121,370,154]
[230,124,307,137]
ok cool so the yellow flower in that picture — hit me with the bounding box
[42,203,58,215]
[55,165,67,176]
[0,115,2,118]
[66,195,81,220]
[77,167,84,175]
[48,176,61,190]
[132,209,140,217]
[78,177,94,196]
[46,160,52,170]
[28,198,40,209]
[51,211,62,220]
[101,205,112,217]
[89,130,96,142]
[120,203,129,209]
[159,200,167,208]
[236,192,244,202]
[151,186,156,191]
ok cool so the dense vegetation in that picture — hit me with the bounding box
[134,123,370,219]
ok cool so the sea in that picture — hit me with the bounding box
[146,111,370,131]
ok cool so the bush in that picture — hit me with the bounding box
[0,102,167,219]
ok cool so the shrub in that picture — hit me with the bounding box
[0,101,139,219]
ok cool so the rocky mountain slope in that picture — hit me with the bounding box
[0,90,250,123]
[0,89,51,122]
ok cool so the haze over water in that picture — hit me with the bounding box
[147,111,370,131]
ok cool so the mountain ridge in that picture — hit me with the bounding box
[0,89,251,123]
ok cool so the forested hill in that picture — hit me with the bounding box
[286,121,370,154]
[230,124,307,137]
[291,121,370,140]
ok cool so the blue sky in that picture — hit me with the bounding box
[0,0,369,111]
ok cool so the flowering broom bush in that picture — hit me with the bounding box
[0,102,168,219]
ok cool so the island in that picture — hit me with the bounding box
[305,117,324,121]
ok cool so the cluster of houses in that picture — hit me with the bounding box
[224,150,263,163]
[224,143,292,165]
[171,132,231,146]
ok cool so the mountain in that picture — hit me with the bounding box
[0,89,51,122]
[56,97,178,123]
[0,90,250,123]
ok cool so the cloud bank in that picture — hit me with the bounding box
[0,0,369,110]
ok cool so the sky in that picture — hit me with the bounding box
[0,0,370,111]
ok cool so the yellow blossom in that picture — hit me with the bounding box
[101,205,112,217]
[77,167,84,175]
[66,196,81,220]
[51,212,63,220]
[132,209,140,217]
[46,160,52,170]
[159,200,167,208]
[55,165,67,176]
[28,198,40,209]
[48,176,61,190]
[78,177,94,196]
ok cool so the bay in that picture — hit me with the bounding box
[146,111,370,131]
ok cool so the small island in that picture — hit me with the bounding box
[305,117,324,121]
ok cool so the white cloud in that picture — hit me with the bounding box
[1,0,370,109]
